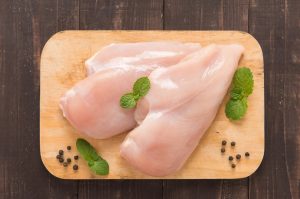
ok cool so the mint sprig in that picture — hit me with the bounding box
[120,76,150,109]
[225,67,254,120]
[120,93,136,108]
[232,67,254,96]
[133,77,151,97]
[225,98,248,120]
[76,138,109,175]
[89,160,109,175]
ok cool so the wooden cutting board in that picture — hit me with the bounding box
[40,31,264,179]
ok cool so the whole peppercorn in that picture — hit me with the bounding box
[73,164,79,170]
[245,152,250,157]
[67,158,71,163]
[236,154,241,160]
[231,164,236,168]
[221,140,227,146]
[74,155,79,160]
[59,150,64,155]
[63,162,68,167]
[221,148,226,153]
[231,142,236,147]
[56,155,61,159]
[228,156,234,161]
[67,146,71,151]
[59,158,64,163]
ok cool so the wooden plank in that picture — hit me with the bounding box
[0,0,79,198]
[163,1,250,198]
[248,0,294,198]
[79,180,162,199]
[283,74,300,199]
[223,0,249,31]
[57,0,80,30]
[78,1,163,198]
[163,180,222,199]
[164,0,223,30]
[79,0,163,30]
[284,0,300,198]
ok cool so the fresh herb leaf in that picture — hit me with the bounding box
[225,67,254,121]
[120,76,151,109]
[89,159,109,175]
[76,138,109,175]
[230,87,245,100]
[120,93,136,108]
[133,76,151,97]
[225,98,248,120]
[88,161,94,167]
[76,138,99,162]
[232,67,254,96]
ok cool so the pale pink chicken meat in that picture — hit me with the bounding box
[60,42,201,139]
[120,44,244,176]
[86,42,201,75]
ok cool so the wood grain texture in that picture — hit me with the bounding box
[248,0,295,198]
[164,0,223,30]
[284,1,300,198]
[0,0,79,198]
[40,31,264,180]
[79,0,163,30]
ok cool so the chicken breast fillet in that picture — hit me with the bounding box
[60,42,201,139]
[120,44,244,176]
[86,42,201,75]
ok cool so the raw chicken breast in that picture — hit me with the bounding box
[60,42,201,139]
[120,44,244,176]
[86,42,201,75]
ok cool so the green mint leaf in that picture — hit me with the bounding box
[133,93,140,101]
[230,87,246,100]
[225,98,248,120]
[89,159,109,175]
[120,76,151,109]
[76,138,99,162]
[232,67,254,96]
[120,93,136,108]
[133,76,150,97]
[88,161,94,167]
[76,138,109,175]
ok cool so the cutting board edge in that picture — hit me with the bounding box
[39,30,265,180]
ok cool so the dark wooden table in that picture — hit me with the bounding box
[0,0,299,198]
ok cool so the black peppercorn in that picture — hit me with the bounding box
[67,158,71,163]
[67,146,71,151]
[245,152,250,157]
[231,164,236,168]
[236,154,241,160]
[63,162,68,167]
[56,155,61,159]
[231,142,236,147]
[74,155,79,160]
[73,164,78,170]
[59,158,64,163]
[221,148,225,153]
[59,150,64,155]
[222,140,227,146]
[228,156,234,161]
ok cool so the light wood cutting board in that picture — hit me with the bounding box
[40,31,264,179]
